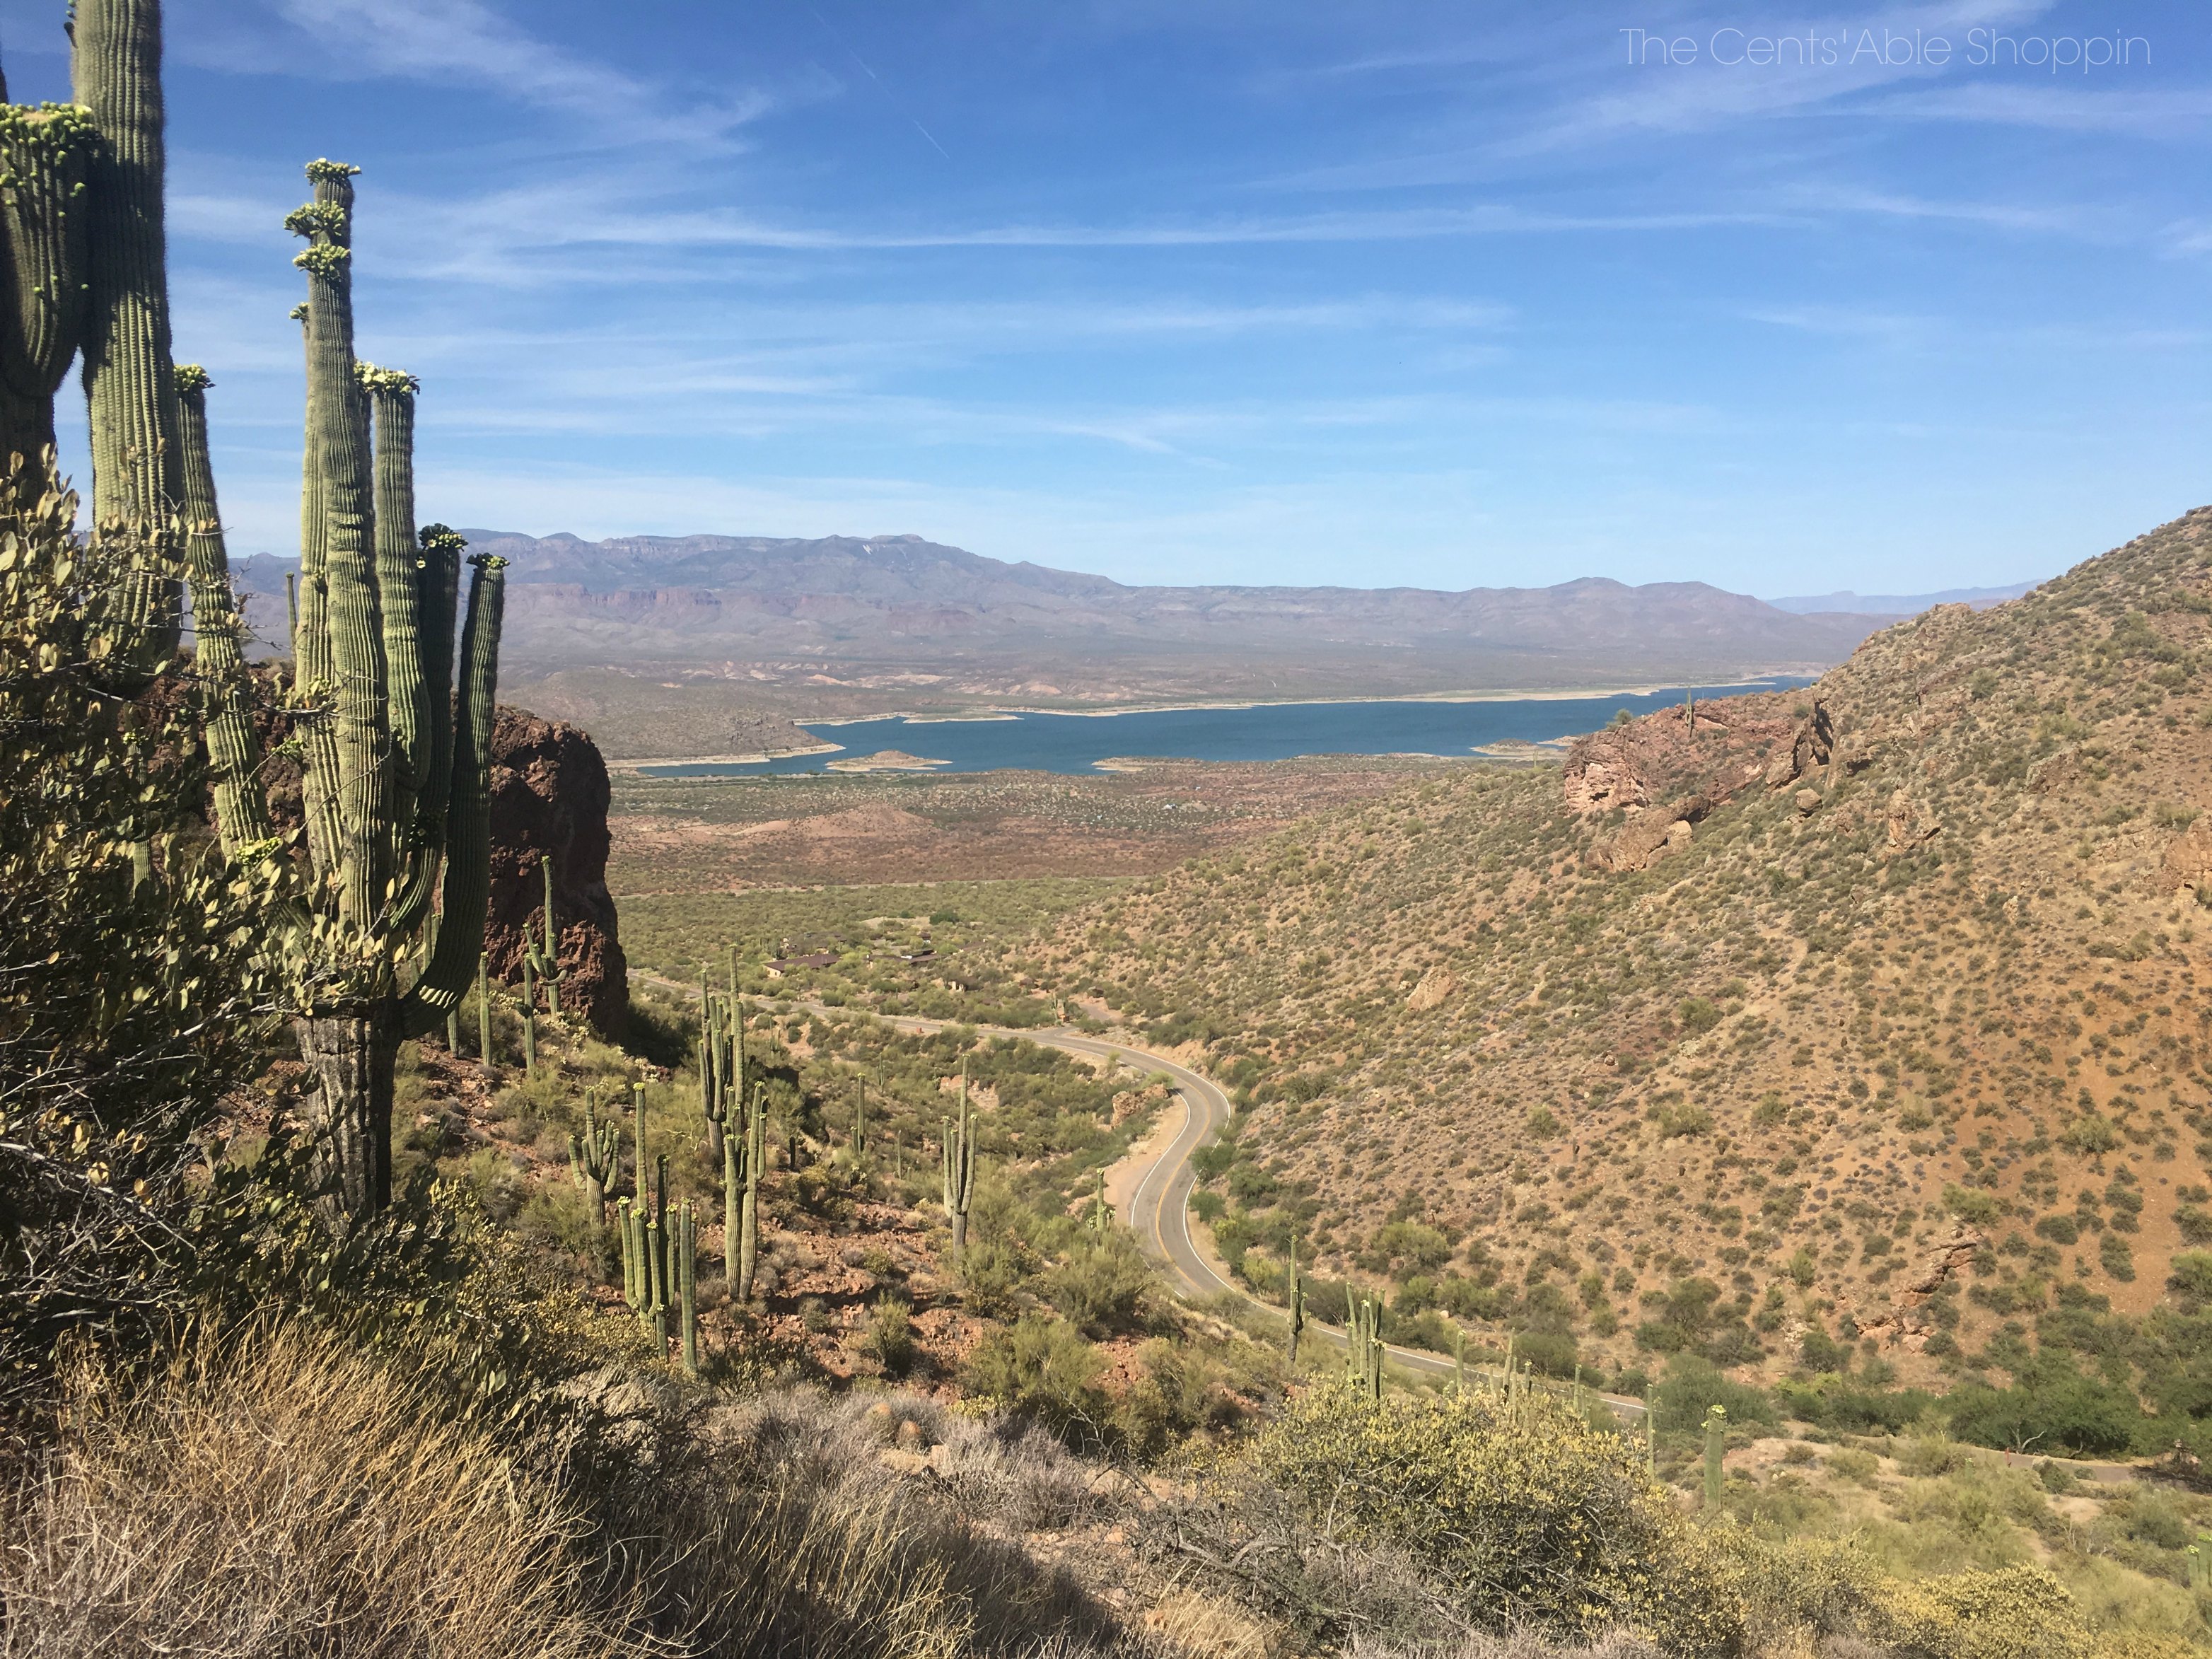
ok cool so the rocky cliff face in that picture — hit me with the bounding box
[484,709,629,1041]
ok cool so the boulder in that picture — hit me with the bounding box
[485,708,630,1040]
[1407,967,1458,1013]
[2160,813,2212,894]
[1884,788,1940,854]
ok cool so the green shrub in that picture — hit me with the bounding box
[2167,1251,2212,1312]
[2061,1115,2119,1156]
[1677,997,1723,1035]
[963,1315,1108,1443]
[1653,1355,1776,1433]
[1515,1328,1580,1378]
[1946,1185,2004,1226]
[1247,1385,1742,1652]
[862,1293,916,1378]
[1945,1362,2143,1457]
[1044,1230,1152,1337]
[1375,1219,1453,1277]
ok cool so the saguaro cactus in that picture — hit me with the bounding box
[1703,1404,1728,1509]
[675,1201,699,1376]
[158,157,503,1223]
[476,950,492,1067]
[173,363,272,852]
[1089,1166,1106,1232]
[1347,1296,1384,1401]
[1451,1327,1466,1395]
[723,1080,743,1288]
[523,854,564,1017]
[1286,1236,1305,1364]
[738,1083,764,1300]
[942,1064,977,1265]
[700,987,734,1160]
[569,1100,619,1221]
[520,953,537,1076]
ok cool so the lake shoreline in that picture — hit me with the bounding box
[629,676,1813,780]
[799,670,1814,728]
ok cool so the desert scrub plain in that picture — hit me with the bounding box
[1025,510,2212,1447]
[605,757,1453,895]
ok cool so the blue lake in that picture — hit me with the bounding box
[639,678,1814,778]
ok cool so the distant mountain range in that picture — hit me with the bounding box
[1766,580,2037,615]
[233,530,1882,674]
[225,530,1960,734]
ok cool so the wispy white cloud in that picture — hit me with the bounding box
[1783,181,2099,235]
[170,0,791,149]
[1863,82,2212,134]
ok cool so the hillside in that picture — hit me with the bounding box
[232,535,1884,730]
[1030,506,2212,1391]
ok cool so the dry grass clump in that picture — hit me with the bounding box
[660,1384,1124,1655]
[0,1334,1158,1659]
[0,1330,633,1659]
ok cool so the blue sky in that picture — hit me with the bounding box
[2,1,2206,595]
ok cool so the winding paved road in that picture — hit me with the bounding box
[638,974,1646,1414]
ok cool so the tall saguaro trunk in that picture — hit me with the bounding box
[293,1008,396,1217]
[74,0,183,675]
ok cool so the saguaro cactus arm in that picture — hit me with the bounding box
[172,363,276,861]
[395,549,505,1037]
[359,363,428,802]
[288,161,388,933]
[0,101,93,471]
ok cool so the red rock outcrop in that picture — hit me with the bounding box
[484,708,629,1040]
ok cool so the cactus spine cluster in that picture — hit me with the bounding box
[569,1098,619,1221]
[1346,1296,1383,1401]
[942,1061,977,1264]
[523,854,564,1017]
[1703,1404,1728,1510]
